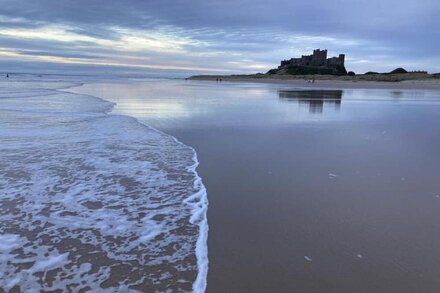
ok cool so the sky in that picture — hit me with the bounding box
[0,0,439,76]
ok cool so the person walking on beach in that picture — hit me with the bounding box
[6,73,9,78]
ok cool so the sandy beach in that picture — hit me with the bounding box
[189,76,440,90]
[2,0,440,291]
[74,78,440,293]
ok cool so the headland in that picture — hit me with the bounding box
[189,49,440,89]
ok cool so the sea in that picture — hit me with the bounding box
[3,75,440,293]
[0,74,208,292]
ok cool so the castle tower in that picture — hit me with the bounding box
[338,54,345,65]
[312,49,327,66]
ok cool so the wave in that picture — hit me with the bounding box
[0,77,208,292]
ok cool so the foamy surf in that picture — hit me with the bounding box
[0,76,208,292]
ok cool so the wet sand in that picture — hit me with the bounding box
[189,77,440,90]
[73,79,440,293]
[190,75,440,90]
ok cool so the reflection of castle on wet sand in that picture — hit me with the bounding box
[278,90,343,113]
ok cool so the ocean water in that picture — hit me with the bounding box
[0,76,208,292]
[4,76,440,292]
[73,79,440,293]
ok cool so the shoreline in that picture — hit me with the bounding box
[70,79,440,293]
[68,83,209,293]
[188,76,440,90]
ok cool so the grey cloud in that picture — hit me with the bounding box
[0,0,439,74]
[15,49,104,60]
[1,0,438,34]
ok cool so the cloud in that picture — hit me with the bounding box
[0,0,439,74]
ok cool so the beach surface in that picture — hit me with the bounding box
[0,76,208,292]
[74,78,440,293]
[190,76,440,90]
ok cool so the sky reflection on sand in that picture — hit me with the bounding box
[73,79,440,293]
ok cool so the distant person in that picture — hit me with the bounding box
[312,76,315,83]
[220,78,222,83]
[216,78,219,83]
[6,73,9,78]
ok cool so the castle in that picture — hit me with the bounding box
[268,49,347,75]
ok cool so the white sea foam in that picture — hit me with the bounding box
[0,76,208,292]
[139,122,209,293]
